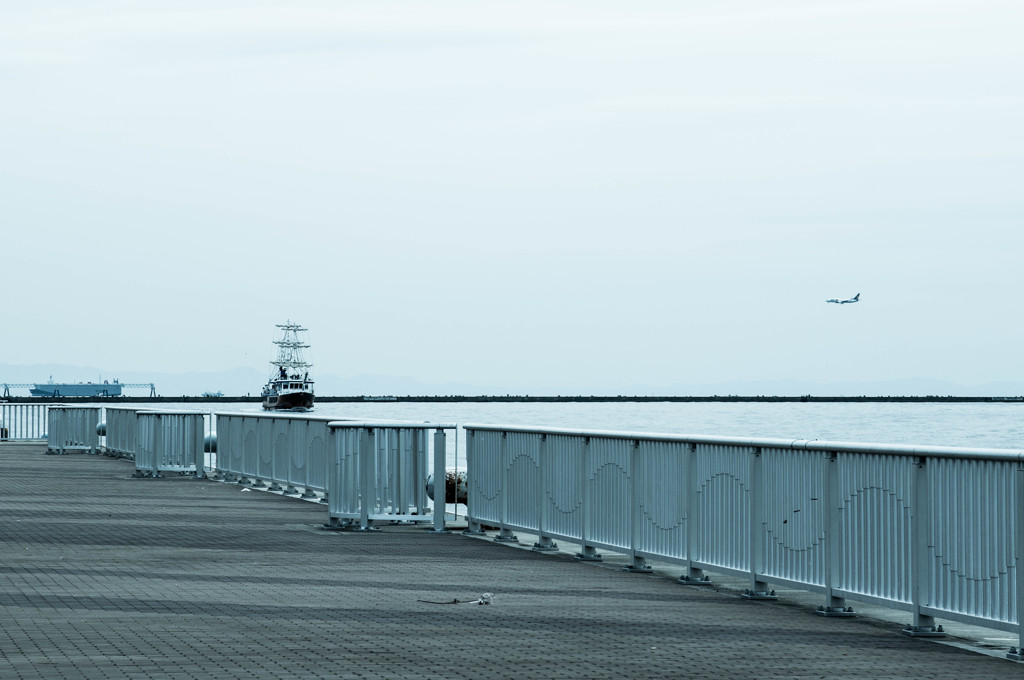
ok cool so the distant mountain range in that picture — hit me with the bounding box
[2,362,1023,398]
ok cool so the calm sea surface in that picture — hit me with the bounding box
[144,401,1024,462]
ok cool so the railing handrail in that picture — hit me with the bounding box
[212,411,341,423]
[328,421,458,430]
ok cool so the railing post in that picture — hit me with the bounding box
[266,421,284,492]
[384,429,398,517]
[415,429,428,515]
[576,436,602,561]
[679,443,710,585]
[193,415,205,478]
[463,430,484,535]
[301,421,318,498]
[323,426,348,530]
[903,456,944,636]
[533,434,558,552]
[282,420,300,495]
[154,414,166,473]
[430,428,449,533]
[462,430,485,536]
[818,453,854,616]
[743,447,776,599]
[357,427,379,532]
[494,431,517,542]
[1010,466,1024,660]
[624,439,651,572]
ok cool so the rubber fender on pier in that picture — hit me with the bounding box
[425,472,467,503]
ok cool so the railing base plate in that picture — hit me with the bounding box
[741,589,777,600]
[622,564,653,573]
[320,523,349,532]
[901,625,946,637]
[816,606,856,617]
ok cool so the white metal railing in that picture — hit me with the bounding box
[463,424,1024,647]
[0,404,49,440]
[212,412,338,497]
[326,422,456,532]
[104,406,141,458]
[45,408,452,525]
[133,411,208,477]
[42,405,1024,651]
[46,406,102,454]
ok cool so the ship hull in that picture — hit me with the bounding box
[262,391,314,411]
[30,383,123,397]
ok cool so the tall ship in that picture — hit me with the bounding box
[30,377,123,397]
[261,321,315,411]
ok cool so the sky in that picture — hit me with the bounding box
[1,0,1022,394]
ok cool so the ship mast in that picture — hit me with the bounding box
[270,321,312,375]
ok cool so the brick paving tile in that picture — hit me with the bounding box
[2,442,1023,679]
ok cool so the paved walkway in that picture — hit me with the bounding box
[2,442,1023,680]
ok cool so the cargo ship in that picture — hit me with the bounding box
[30,377,123,397]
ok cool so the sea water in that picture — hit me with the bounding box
[144,400,1024,469]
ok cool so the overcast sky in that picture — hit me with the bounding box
[2,1,1022,393]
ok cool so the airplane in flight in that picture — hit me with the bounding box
[826,293,860,304]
